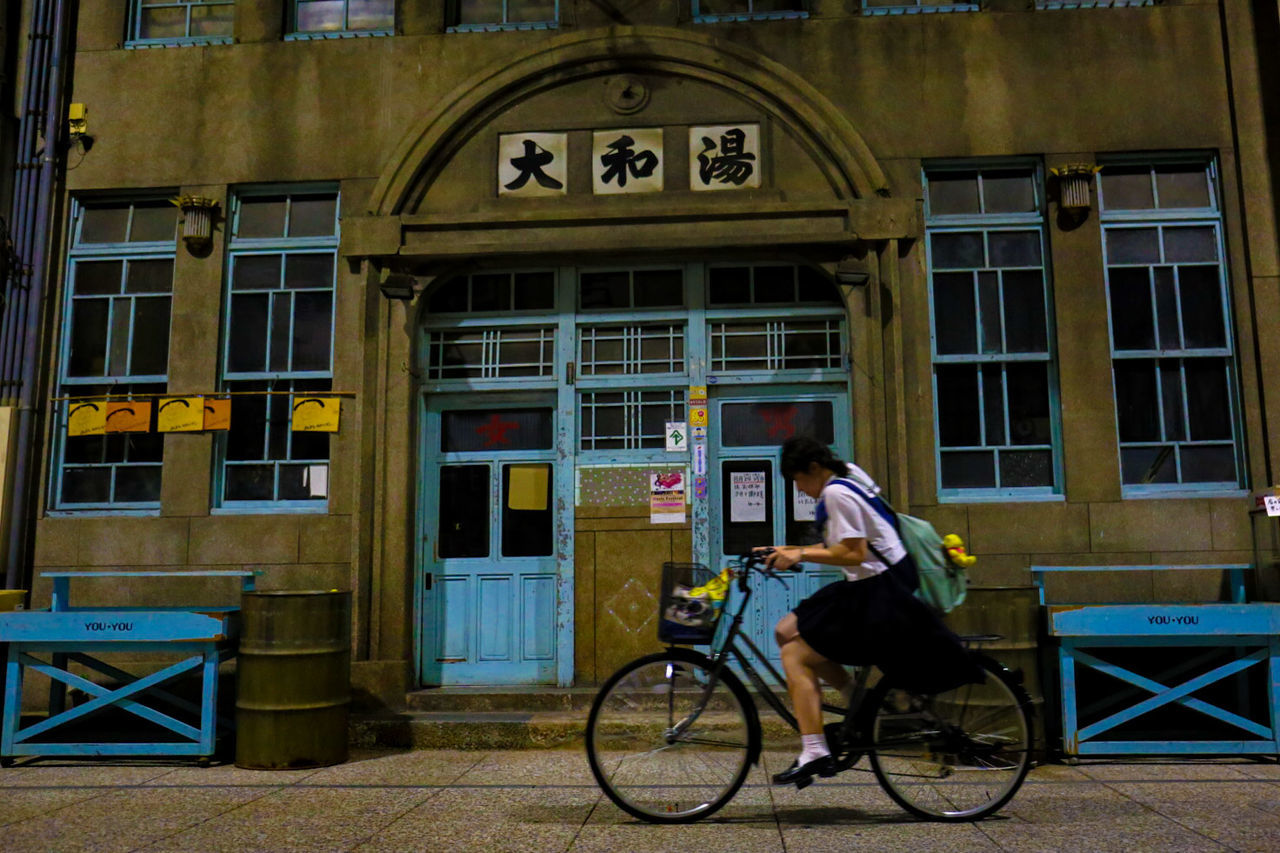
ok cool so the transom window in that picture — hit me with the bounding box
[291,1,393,37]
[448,1,558,31]
[420,263,847,458]
[128,1,234,46]
[216,188,338,508]
[1099,159,1241,492]
[52,198,177,510]
[925,164,1061,498]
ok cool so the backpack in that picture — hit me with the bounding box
[818,476,968,615]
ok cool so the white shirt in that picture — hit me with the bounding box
[820,464,908,582]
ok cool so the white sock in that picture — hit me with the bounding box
[798,733,831,765]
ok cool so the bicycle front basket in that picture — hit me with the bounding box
[658,562,722,645]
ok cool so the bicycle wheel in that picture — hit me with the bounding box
[586,648,760,824]
[866,657,1032,821]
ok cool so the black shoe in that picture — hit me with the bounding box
[772,755,837,789]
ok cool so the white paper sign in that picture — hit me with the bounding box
[665,421,687,452]
[1265,495,1280,518]
[305,464,328,498]
[793,485,817,522]
[730,471,767,523]
[650,471,686,524]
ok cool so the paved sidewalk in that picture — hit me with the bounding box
[1,749,1278,852]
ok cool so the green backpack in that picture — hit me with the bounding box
[827,476,969,615]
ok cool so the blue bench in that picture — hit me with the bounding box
[0,571,257,765]
[1032,564,1280,758]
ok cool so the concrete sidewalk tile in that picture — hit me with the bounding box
[354,785,593,853]
[0,762,178,788]
[977,822,1233,853]
[1232,761,1280,781]
[461,748,597,786]
[1104,781,1280,852]
[142,764,322,788]
[570,820,783,853]
[1074,759,1257,782]
[0,786,265,853]
[0,788,112,829]
[781,822,1000,853]
[303,748,482,787]
[140,785,433,852]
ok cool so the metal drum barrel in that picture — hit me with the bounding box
[235,590,351,769]
[944,586,1045,758]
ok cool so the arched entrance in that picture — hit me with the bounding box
[348,26,919,686]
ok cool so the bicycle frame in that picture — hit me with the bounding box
[669,560,863,743]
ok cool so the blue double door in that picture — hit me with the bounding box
[419,395,562,686]
[708,389,850,667]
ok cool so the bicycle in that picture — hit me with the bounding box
[585,552,1035,824]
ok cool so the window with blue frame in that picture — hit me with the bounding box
[216,189,338,508]
[924,165,1062,498]
[448,1,558,31]
[127,0,234,46]
[52,198,177,510]
[861,0,977,15]
[290,0,394,38]
[1099,159,1242,493]
[1035,1,1153,9]
[694,1,808,21]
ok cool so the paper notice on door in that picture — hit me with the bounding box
[650,471,686,524]
[793,484,817,522]
[508,464,549,511]
[730,471,767,523]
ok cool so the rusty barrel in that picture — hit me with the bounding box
[944,586,1046,758]
[235,590,350,769]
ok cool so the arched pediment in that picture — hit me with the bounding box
[368,26,891,218]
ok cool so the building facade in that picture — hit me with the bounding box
[11,0,1280,708]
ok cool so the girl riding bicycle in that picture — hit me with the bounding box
[762,436,983,788]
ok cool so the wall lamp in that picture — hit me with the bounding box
[1050,164,1102,221]
[378,270,421,301]
[171,195,219,254]
[834,255,871,288]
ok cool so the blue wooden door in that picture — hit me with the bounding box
[420,396,559,685]
[709,391,849,667]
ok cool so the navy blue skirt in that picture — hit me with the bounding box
[793,557,982,695]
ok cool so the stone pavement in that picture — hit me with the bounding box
[1,749,1278,852]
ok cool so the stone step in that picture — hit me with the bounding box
[349,709,799,751]
[404,687,600,713]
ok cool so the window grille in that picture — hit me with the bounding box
[709,320,841,372]
[426,327,556,379]
[860,0,978,15]
[52,198,177,510]
[579,389,684,451]
[693,1,808,21]
[1099,160,1241,491]
[925,165,1061,496]
[578,325,686,376]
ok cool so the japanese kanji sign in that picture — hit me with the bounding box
[498,132,568,198]
[690,124,761,191]
[593,128,664,194]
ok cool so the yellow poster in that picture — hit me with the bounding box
[291,397,340,432]
[508,464,549,511]
[689,406,709,428]
[157,397,203,432]
[203,398,231,431]
[104,401,151,433]
[689,385,707,402]
[68,402,106,436]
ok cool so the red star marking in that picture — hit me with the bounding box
[760,405,798,440]
[476,414,520,447]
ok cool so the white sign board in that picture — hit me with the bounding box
[665,421,687,452]
[690,124,761,191]
[730,471,767,523]
[1265,495,1280,518]
[593,128,664,195]
[498,132,568,197]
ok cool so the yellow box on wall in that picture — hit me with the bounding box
[157,397,203,432]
